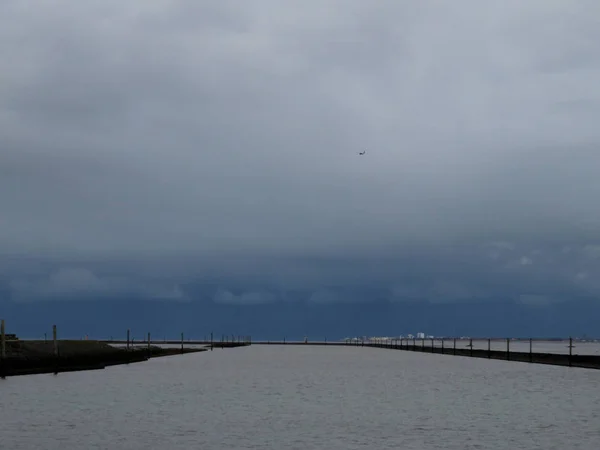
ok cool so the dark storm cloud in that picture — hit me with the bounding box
[2,1,600,304]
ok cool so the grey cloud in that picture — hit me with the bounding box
[307,290,340,304]
[306,289,368,304]
[3,242,600,305]
[213,288,276,305]
[2,1,600,304]
[8,267,188,303]
[517,295,561,307]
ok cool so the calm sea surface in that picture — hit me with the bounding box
[1,345,599,449]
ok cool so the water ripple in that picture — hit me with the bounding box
[1,346,599,449]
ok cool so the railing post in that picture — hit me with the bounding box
[126,329,130,351]
[529,338,533,363]
[488,338,491,358]
[210,332,213,351]
[0,319,5,360]
[506,338,510,360]
[147,332,151,356]
[431,338,434,353]
[52,324,59,372]
[469,338,473,357]
[453,338,456,355]
[181,332,184,353]
[53,324,58,357]
[441,339,444,354]
[569,337,573,367]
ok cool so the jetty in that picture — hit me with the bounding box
[0,322,249,378]
[357,337,600,370]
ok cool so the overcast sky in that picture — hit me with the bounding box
[2,1,600,306]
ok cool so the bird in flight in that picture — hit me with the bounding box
[358,150,366,155]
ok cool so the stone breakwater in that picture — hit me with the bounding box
[250,339,600,369]
[0,340,213,377]
[364,341,600,369]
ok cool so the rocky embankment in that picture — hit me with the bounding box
[0,340,207,377]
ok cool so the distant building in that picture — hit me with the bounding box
[416,332,425,339]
